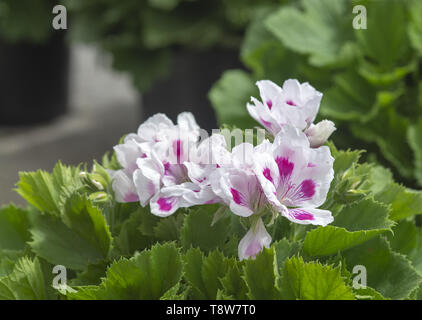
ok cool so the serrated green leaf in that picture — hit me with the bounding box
[0,205,30,251]
[181,205,230,253]
[343,236,421,299]
[183,248,236,300]
[0,257,56,300]
[219,261,248,300]
[387,220,422,276]
[374,183,422,221]
[62,194,112,258]
[305,197,393,256]
[68,242,182,300]
[278,256,354,300]
[153,213,184,242]
[273,239,301,267]
[16,162,82,215]
[243,247,280,300]
[112,207,156,257]
[29,195,112,271]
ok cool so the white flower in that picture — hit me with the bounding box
[305,120,337,148]
[238,218,272,261]
[247,79,335,147]
[253,125,334,226]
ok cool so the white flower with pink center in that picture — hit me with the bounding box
[247,79,336,147]
[253,125,334,226]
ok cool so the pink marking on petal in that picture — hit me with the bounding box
[157,197,174,212]
[163,161,171,175]
[263,168,273,183]
[230,188,245,205]
[205,199,218,204]
[259,117,273,129]
[307,162,316,167]
[266,100,273,110]
[286,100,296,106]
[291,209,314,221]
[275,157,294,178]
[299,179,316,199]
[141,153,147,158]
[245,241,263,259]
[172,139,183,163]
[124,192,139,202]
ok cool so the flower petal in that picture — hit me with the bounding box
[238,218,272,261]
[110,170,139,203]
[282,207,333,226]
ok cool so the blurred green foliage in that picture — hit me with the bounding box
[0,0,59,43]
[210,0,422,188]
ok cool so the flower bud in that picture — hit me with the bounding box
[305,120,336,148]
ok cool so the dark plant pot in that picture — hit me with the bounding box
[141,48,243,132]
[0,32,69,126]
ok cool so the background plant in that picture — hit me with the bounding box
[0,0,60,43]
[63,0,284,92]
[209,0,422,188]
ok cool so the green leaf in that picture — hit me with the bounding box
[278,256,354,300]
[112,207,156,256]
[209,70,258,129]
[68,242,182,300]
[219,261,248,300]
[343,236,421,299]
[243,247,280,299]
[240,7,301,83]
[29,195,112,271]
[355,0,409,69]
[265,0,354,67]
[354,286,388,300]
[0,257,56,300]
[181,205,230,253]
[16,162,82,215]
[273,239,301,267]
[304,197,392,256]
[61,194,112,258]
[153,213,184,242]
[408,0,422,54]
[160,283,188,300]
[387,220,422,276]
[0,205,30,251]
[350,110,414,179]
[374,183,422,221]
[183,248,236,300]
[71,261,108,286]
[408,118,422,186]
[320,72,377,121]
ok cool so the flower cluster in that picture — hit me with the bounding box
[111,79,335,260]
[247,79,336,148]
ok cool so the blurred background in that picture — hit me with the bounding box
[1,0,422,205]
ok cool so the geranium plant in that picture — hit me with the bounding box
[1,77,422,300]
